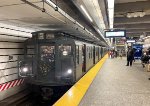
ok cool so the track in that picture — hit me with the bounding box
[0,86,71,106]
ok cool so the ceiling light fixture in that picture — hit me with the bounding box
[107,0,114,29]
[80,5,93,22]
[126,11,145,18]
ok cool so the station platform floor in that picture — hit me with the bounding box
[79,57,150,106]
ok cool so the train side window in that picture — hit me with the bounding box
[91,47,93,58]
[96,48,98,56]
[76,45,79,64]
[89,48,90,59]
[59,45,72,56]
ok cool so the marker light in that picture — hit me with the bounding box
[63,50,68,56]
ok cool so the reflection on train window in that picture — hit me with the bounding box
[38,33,44,39]
[46,33,55,39]
[40,46,55,61]
[59,45,71,56]
[76,45,79,64]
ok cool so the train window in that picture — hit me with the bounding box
[40,46,55,61]
[46,33,55,39]
[59,45,71,56]
[96,48,98,56]
[91,47,93,58]
[89,52,90,59]
[76,45,79,64]
[38,33,45,39]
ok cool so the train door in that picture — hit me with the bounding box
[82,44,86,72]
[98,47,99,60]
[58,44,75,83]
[101,47,103,58]
[93,46,95,64]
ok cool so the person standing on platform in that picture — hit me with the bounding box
[115,50,118,58]
[126,47,134,66]
[108,50,111,58]
[119,49,123,59]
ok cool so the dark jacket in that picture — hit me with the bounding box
[127,49,134,61]
[141,55,149,63]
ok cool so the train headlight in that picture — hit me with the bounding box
[22,67,28,72]
[67,69,72,74]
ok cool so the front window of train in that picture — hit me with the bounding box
[59,45,72,56]
[37,45,55,80]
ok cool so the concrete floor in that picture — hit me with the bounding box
[79,57,150,106]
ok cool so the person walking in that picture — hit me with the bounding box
[126,47,134,66]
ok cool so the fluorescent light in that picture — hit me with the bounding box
[46,0,56,8]
[110,24,113,28]
[108,9,114,18]
[97,29,105,39]
[98,29,101,33]
[80,5,93,22]
[107,0,114,9]
[107,0,114,28]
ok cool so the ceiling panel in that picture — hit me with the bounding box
[0,0,107,46]
[0,0,23,6]
[114,0,150,37]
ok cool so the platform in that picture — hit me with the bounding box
[79,57,150,106]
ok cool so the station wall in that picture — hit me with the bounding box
[0,32,30,100]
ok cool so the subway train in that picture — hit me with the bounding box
[18,31,107,98]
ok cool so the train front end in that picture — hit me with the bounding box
[18,32,75,86]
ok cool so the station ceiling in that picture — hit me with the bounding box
[114,0,150,38]
[0,0,109,46]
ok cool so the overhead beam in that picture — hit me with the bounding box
[115,1,150,13]
[114,15,150,25]
[98,0,109,29]
[114,23,150,29]
[126,29,150,33]
[126,32,142,37]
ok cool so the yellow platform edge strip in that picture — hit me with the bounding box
[53,54,108,106]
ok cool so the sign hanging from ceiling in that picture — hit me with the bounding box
[126,39,136,43]
[105,30,126,38]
